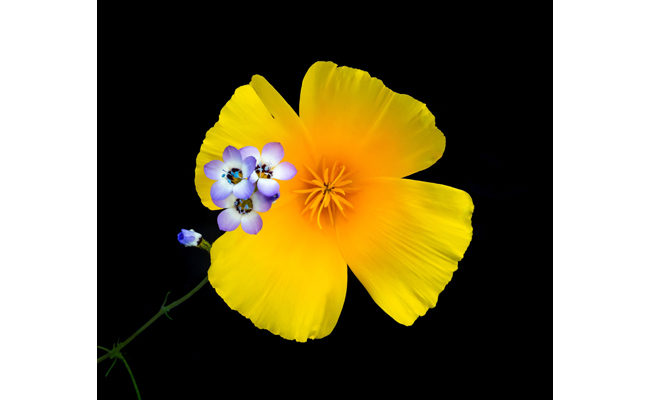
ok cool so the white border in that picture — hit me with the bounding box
[554,0,650,398]
[1,0,650,398]
[0,1,97,398]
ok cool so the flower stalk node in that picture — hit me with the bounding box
[196,238,212,252]
[160,291,173,320]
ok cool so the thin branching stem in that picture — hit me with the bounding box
[97,275,209,363]
[119,354,142,400]
[98,238,212,399]
[98,240,211,364]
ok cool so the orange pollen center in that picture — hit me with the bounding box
[294,162,355,229]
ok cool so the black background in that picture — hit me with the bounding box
[99,3,549,398]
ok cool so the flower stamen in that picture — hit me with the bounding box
[225,168,244,185]
[234,198,254,214]
[255,163,273,179]
[295,162,355,229]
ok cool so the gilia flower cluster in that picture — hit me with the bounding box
[204,143,296,234]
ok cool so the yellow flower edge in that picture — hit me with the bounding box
[195,61,474,341]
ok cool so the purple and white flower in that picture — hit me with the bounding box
[204,146,257,202]
[239,142,297,197]
[215,191,274,235]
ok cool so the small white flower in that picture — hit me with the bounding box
[214,192,273,235]
[204,146,257,201]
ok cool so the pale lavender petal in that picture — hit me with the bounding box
[241,212,263,235]
[239,146,260,163]
[217,208,242,231]
[232,179,254,199]
[222,145,242,164]
[241,156,257,178]
[272,162,297,180]
[204,160,225,180]
[252,191,273,212]
[210,180,232,202]
[213,194,237,209]
[257,178,280,197]
[249,171,259,183]
[261,142,284,167]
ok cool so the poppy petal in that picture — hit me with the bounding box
[250,74,309,143]
[299,61,446,179]
[336,178,474,326]
[208,196,347,342]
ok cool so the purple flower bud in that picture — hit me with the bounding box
[177,229,202,247]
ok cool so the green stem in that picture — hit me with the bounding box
[97,275,209,364]
[98,240,211,364]
[120,355,142,400]
[105,358,118,377]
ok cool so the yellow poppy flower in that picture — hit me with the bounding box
[194,61,474,342]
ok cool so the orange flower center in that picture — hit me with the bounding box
[294,161,355,229]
